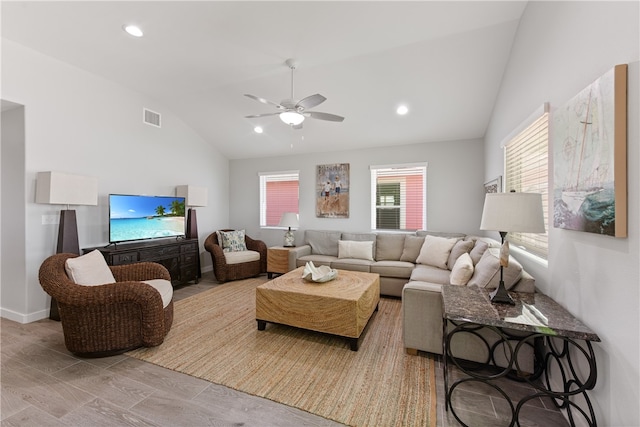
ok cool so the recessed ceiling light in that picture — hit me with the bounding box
[254,126,263,134]
[123,25,143,37]
[396,105,409,115]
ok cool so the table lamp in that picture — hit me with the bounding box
[278,212,299,247]
[176,185,208,239]
[479,192,545,304]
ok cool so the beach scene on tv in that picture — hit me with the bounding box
[109,195,186,243]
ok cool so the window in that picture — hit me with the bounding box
[370,163,427,231]
[504,107,549,258]
[259,171,299,227]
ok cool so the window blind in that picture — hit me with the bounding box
[259,171,299,227]
[504,113,549,258]
[370,164,426,231]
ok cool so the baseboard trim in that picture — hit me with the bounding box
[0,307,49,324]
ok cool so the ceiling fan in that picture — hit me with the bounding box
[244,58,344,129]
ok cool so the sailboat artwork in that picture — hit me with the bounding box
[553,64,627,237]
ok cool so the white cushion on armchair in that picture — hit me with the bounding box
[224,250,260,265]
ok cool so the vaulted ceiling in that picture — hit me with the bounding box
[2,1,527,159]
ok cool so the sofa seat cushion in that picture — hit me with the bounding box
[371,260,415,279]
[224,250,260,265]
[375,233,406,261]
[330,258,374,272]
[296,254,338,268]
[409,264,451,285]
[142,279,173,308]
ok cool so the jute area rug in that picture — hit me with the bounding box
[127,277,436,427]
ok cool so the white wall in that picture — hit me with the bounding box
[0,39,230,322]
[484,2,639,426]
[229,139,485,247]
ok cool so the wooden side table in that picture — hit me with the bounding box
[267,246,293,279]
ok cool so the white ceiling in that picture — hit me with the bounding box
[2,1,527,159]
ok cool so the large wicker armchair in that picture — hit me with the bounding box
[204,229,267,283]
[39,253,174,357]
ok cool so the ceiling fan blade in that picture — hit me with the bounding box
[244,112,281,119]
[307,111,345,122]
[244,94,284,109]
[296,94,326,110]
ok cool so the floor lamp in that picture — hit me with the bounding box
[480,192,545,305]
[176,185,208,278]
[36,171,98,319]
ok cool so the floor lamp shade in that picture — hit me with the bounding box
[480,192,545,304]
[36,171,98,321]
[176,185,208,239]
[35,171,98,254]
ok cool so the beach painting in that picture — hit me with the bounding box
[552,64,627,237]
[316,163,349,218]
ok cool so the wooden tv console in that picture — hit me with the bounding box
[83,238,200,287]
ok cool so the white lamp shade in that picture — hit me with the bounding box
[279,111,305,126]
[278,212,299,228]
[35,171,98,206]
[480,192,545,233]
[176,185,208,207]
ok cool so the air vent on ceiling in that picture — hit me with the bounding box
[143,108,161,128]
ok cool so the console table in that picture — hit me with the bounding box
[84,238,200,287]
[441,285,600,427]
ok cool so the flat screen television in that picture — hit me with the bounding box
[109,194,186,243]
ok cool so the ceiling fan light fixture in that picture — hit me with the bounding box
[280,111,305,126]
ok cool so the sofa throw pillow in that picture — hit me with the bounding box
[220,229,247,253]
[64,249,116,286]
[338,240,374,261]
[447,240,474,269]
[449,253,474,285]
[469,240,489,265]
[400,235,425,263]
[467,248,523,290]
[416,235,459,269]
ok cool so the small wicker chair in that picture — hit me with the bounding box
[204,230,267,283]
[39,253,174,357]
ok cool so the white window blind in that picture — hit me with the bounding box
[259,171,299,227]
[370,163,427,231]
[504,112,549,258]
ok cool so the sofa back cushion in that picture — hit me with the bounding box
[416,235,459,269]
[447,239,474,269]
[400,235,425,263]
[467,248,523,290]
[338,240,374,261]
[375,234,406,261]
[304,230,342,256]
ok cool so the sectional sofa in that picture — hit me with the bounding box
[288,229,536,369]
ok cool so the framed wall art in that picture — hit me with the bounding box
[484,176,502,194]
[316,163,349,218]
[552,64,627,237]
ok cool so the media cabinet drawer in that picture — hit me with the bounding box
[111,252,138,265]
[139,245,180,259]
[181,242,198,253]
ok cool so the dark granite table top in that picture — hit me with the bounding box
[442,285,601,342]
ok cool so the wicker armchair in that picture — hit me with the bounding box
[38,253,174,357]
[204,230,267,283]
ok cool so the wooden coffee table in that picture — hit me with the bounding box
[255,267,380,351]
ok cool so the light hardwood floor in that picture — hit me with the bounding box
[1,271,568,426]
